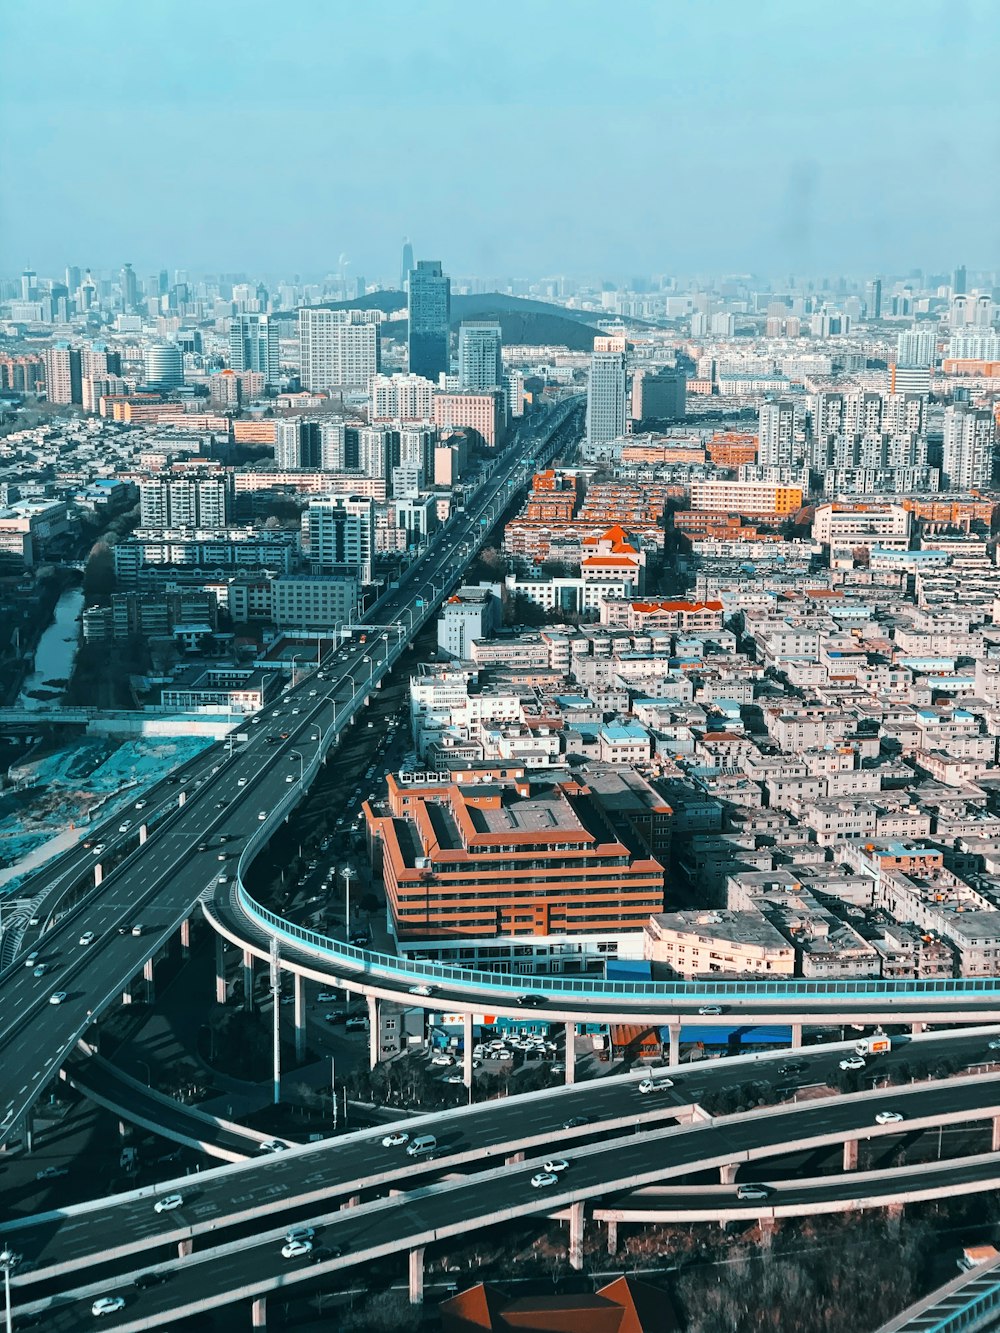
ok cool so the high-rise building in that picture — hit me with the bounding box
[370,372,436,422]
[866,277,882,319]
[42,343,82,405]
[954,264,967,295]
[120,263,138,311]
[457,320,503,390]
[139,476,231,529]
[408,260,451,380]
[585,335,628,449]
[630,368,686,423]
[896,325,936,368]
[949,332,1000,361]
[758,399,804,468]
[274,417,345,470]
[298,308,381,391]
[143,342,184,389]
[942,405,996,490]
[229,314,280,386]
[305,495,375,583]
[400,238,414,292]
[20,269,36,302]
[65,266,81,298]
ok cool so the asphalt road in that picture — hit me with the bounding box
[16,1071,1000,1331]
[6,1027,997,1286]
[0,402,578,1147]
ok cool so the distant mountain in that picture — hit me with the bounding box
[310,290,604,350]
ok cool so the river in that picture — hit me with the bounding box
[18,586,85,710]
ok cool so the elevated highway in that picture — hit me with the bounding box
[11,1071,1000,1330]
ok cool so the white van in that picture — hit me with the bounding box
[406,1134,437,1158]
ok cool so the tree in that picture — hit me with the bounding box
[82,540,116,602]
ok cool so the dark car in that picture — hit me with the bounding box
[133,1272,168,1289]
[777,1061,807,1077]
[516,993,548,1007]
[562,1115,592,1130]
[311,1245,344,1263]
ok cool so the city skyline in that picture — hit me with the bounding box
[2,0,998,277]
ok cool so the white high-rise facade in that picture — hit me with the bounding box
[298,308,381,391]
[585,336,628,449]
[942,405,996,490]
[370,372,435,421]
[758,399,804,467]
[895,325,937,368]
[304,495,375,584]
[457,320,503,390]
[139,476,230,529]
[230,314,280,386]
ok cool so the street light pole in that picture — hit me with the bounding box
[341,865,355,935]
[1,1246,20,1333]
[270,937,281,1106]
[289,750,304,785]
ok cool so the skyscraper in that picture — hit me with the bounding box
[408,260,451,380]
[457,320,503,390]
[954,264,967,295]
[895,325,936,368]
[758,399,803,468]
[585,336,628,449]
[120,263,138,311]
[143,342,184,388]
[942,405,996,490]
[298,309,381,391]
[274,418,345,469]
[20,269,36,302]
[230,314,281,387]
[866,277,882,319]
[42,343,82,405]
[400,238,414,292]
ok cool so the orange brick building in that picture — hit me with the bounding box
[366,775,664,943]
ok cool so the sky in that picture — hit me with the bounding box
[2,0,999,283]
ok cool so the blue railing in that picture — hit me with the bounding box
[893,1274,1000,1333]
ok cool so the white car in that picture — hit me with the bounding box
[408,984,438,997]
[49,991,68,1005]
[286,774,295,783]
[530,1171,559,1188]
[736,1183,771,1201]
[79,931,96,946]
[92,1297,126,1317]
[134,800,147,810]
[444,1073,465,1084]
[238,777,248,786]
[154,1193,184,1213]
[697,1004,724,1016]
[543,1158,569,1174]
[118,821,132,833]
[875,1110,904,1125]
[91,843,106,856]
[382,1131,409,1147]
[317,992,339,1003]
[258,811,267,821]
[430,1053,454,1066]
[281,1239,312,1259]
[257,1139,286,1153]
[839,1055,866,1071]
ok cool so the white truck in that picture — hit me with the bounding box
[854,1032,892,1057]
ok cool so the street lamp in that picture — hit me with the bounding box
[290,653,306,688]
[289,750,304,785]
[341,865,356,935]
[0,1246,20,1333]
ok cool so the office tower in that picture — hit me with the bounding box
[78,270,98,312]
[274,417,345,470]
[942,405,996,490]
[158,270,169,296]
[370,372,436,421]
[400,238,414,292]
[758,398,803,468]
[888,365,931,395]
[42,343,82,404]
[585,336,628,449]
[896,325,936,368]
[408,260,451,379]
[65,266,81,298]
[950,294,970,328]
[866,277,882,319]
[20,269,36,302]
[298,308,381,391]
[139,476,231,529]
[120,263,138,311]
[954,264,967,295]
[305,495,375,583]
[230,314,280,386]
[457,320,503,391]
[630,368,686,423]
[143,342,184,388]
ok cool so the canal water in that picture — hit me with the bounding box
[18,586,85,710]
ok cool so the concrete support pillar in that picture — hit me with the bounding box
[341,1194,360,1210]
[367,994,379,1070]
[178,1238,193,1258]
[408,1245,425,1305]
[94,863,103,887]
[294,972,306,1062]
[887,1202,904,1237]
[911,1021,926,1036]
[668,1024,681,1068]
[719,1163,738,1185]
[143,957,156,1005]
[843,1138,859,1171]
[564,1021,576,1087]
[790,1023,803,1050]
[759,1217,776,1249]
[992,1114,1000,1153]
[179,917,191,959]
[606,1219,619,1255]
[251,1295,267,1329]
[242,949,255,1012]
[505,1151,525,1166]
[138,824,148,846]
[215,935,227,1005]
[463,1013,474,1089]
[568,1200,585,1271]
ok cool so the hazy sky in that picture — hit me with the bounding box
[2,0,998,282]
